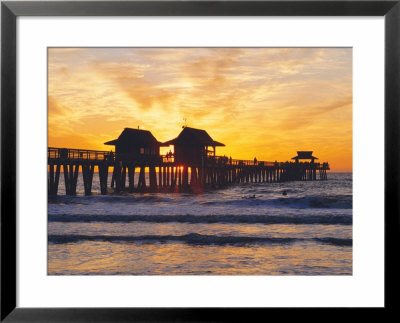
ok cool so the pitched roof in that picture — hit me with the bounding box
[163,127,225,147]
[104,128,165,146]
[291,151,318,160]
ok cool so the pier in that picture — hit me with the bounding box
[48,127,329,196]
[48,147,330,196]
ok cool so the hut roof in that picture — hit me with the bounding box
[104,128,165,146]
[291,151,318,160]
[163,127,225,147]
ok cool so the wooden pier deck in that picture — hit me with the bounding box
[48,147,330,196]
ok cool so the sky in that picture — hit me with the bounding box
[48,48,352,172]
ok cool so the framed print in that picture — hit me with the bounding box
[1,0,399,321]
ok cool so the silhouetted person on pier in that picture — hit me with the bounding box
[254,157,257,165]
[229,156,232,165]
[167,150,173,160]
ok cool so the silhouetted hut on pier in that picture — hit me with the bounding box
[104,128,165,162]
[163,127,225,165]
[291,151,318,163]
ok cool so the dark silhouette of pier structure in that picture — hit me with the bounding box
[48,127,330,196]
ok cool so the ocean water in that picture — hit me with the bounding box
[48,173,352,275]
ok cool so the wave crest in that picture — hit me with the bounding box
[48,214,352,225]
[48,233,352,247]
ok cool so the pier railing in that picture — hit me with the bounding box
[207,156,328,168]
[48,147,112,161]
[209,156,275,167]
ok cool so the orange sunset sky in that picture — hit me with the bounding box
[48,48,352,172]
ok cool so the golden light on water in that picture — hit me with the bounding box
[48,240,352,275]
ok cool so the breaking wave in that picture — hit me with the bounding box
[48,233,352,247]
[49,194,352,210]
[48,213,352,225]
[200,195,352,209]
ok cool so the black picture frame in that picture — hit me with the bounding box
[1,1,399,321]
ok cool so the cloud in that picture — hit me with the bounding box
[48,48,353,171]
[273,96,352,131]
[48,96,69,116]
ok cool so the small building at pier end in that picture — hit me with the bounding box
[291,151,319,163]
[104,128,166,162]
[163,127,225,165]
